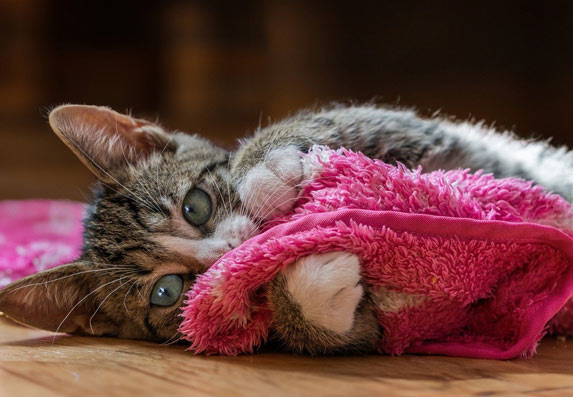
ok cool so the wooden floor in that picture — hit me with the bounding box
[0,317,571,396]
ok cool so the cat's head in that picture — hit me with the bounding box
[0,105,258,341]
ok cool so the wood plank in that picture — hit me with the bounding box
[0,316,572,396]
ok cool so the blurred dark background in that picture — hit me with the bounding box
[1,1,572,200]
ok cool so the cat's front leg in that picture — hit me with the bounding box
[268,252,381,355]
[236,146,306,220]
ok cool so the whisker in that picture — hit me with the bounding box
[5,267,135,293]
[224,162,238,219]
[89,276,136,334]
[99,180,147,208]
[157,135,175,198]
[132,171,163,213]
[206,168,231,220]
[122,278,139,312]
[247,170,322,221]
[52,276,130,342]
[248,181,303,221]
[119,144,164,213]
[160,330,182,346]
[134,280,145,301]
[257,194,302,222]
[65,136,158,213]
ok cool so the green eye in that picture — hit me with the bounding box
[150,275,184,307]
[182,188,212,226]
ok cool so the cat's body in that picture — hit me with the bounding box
[0,104,571,354]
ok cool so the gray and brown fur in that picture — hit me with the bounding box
[0,104,571,355]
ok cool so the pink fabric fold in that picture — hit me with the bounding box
[180,148,573,358]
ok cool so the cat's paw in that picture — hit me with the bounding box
[238,146,304,220]
[282,252,363,333]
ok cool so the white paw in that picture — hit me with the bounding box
[215,214,259,249]
[282,252,363,333]
[238,146,304,220]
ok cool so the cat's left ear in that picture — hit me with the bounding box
[48,104,176,183]
[0,262,118,336]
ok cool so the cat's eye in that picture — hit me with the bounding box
[150,274,184,307]
[182,188,213,226]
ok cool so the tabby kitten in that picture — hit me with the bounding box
[0,104,571,354]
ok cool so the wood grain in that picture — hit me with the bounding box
[0,317,572,396]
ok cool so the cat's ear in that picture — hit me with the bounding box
[48,104,176,183]
[0,262,117,336]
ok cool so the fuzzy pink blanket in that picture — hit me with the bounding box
[2,149,572,359]
[180,148,573,359]
[0,200,85,288]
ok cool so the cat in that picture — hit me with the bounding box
[0,104,571,354]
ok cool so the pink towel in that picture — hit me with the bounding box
[2,149,572,359]
[0,200,85,288]
[180,148,573,358]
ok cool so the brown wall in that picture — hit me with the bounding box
[1,1,572,200]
